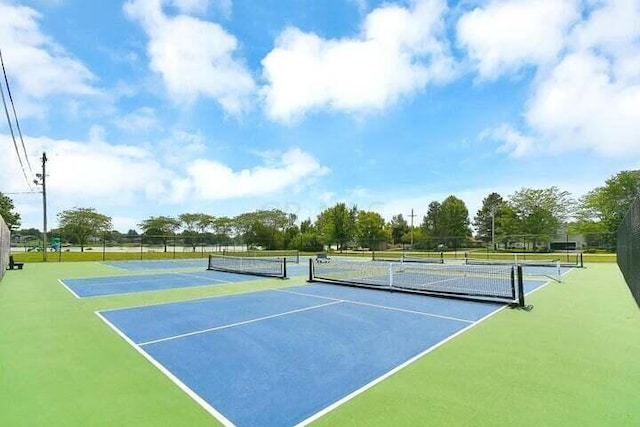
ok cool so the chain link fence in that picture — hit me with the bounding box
[616,196,640,307]
[10,229,617,262]
[0,214,9,279]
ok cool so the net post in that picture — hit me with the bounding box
[283,258,287,279]
[206,254,212,270]
[516,265,525,308]
[371,251,376,261]
[464,252,468,264]
[579,252,583,268]
[308,257,313,282]
[440,251,444,263]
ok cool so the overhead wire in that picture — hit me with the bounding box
[0,47,34,190]
[0,48,34,177]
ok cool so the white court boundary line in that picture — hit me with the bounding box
[138,300,343,346]
[95,275,560,427]
[95,311,236,427]
[64,272,230,287]
[295,274,563,426]
[58,279,81,299]
[276,288,474,324]
[58,271,253,299]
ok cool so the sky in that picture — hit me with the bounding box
[0,0,639,232]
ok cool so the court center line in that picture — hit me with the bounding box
[174,272,231,283]
[275,288,475,324]
[138,300,343,347]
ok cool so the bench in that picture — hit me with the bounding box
[315,253,330,263]
[8,255,24,270]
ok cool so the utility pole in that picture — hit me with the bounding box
[409,208,416,248]
[34,152,48,261]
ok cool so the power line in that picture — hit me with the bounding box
[0,48,34,177]
[0,50,33,189]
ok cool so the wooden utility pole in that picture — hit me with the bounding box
[34,152,48,261]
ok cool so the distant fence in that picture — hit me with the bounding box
[0,214,9,280]
[617,196,640,307]
[10,235,248,262]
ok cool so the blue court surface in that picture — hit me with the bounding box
[98,277,548,426]
[104,259,209,271]
[60,270,267,298]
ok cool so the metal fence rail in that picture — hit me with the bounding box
[617,196,640,307]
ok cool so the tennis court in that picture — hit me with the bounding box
[60,270,261,298]
[98,274,549,427]
[103,258,210,271]
[1,261,638,426]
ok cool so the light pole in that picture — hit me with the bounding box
[490,206,496,252]
[409,208,416,248]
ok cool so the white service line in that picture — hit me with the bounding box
[276,288,474,324]
[174,272,230,283]
[138,300,343,347]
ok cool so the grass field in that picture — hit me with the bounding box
[11,249,617,263]
[1,261,638,426]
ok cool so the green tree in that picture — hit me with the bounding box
[389,214,409,245]
[315,203,358,251]
[212,216,233,247]
[473,192,505,245]
[580,170,640,237]
[355,210,388,250]
[138,216,180,252]
[419,201,444,249]
[57,207,112,252]
[178,213,215,251]
[0,192,21,230]
[508,187,574,249]
[234,210,296,250]
[439,195,471,249]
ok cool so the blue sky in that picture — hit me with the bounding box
[1,0,639,231]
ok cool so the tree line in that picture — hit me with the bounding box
[2,170,639,253]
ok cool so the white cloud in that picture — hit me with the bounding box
[0,2,99,117]
[124,0,255,114]
[187,148,330,199]
[2,133,329,228]
[261,0,456,122]
[457,0,580,79]
[114,107,159,132]
[526,51,640,156]
[570,0,640,54]
[470,0,640,157]
[111,216,142,232]
[481,124,536,157]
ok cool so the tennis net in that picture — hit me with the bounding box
[208,254,287,278]
[464,252,583,268]
[222,249,300,263]
[372,251,444,264]
[309,259,525,306]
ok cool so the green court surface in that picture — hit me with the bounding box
[1,262,638,426]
